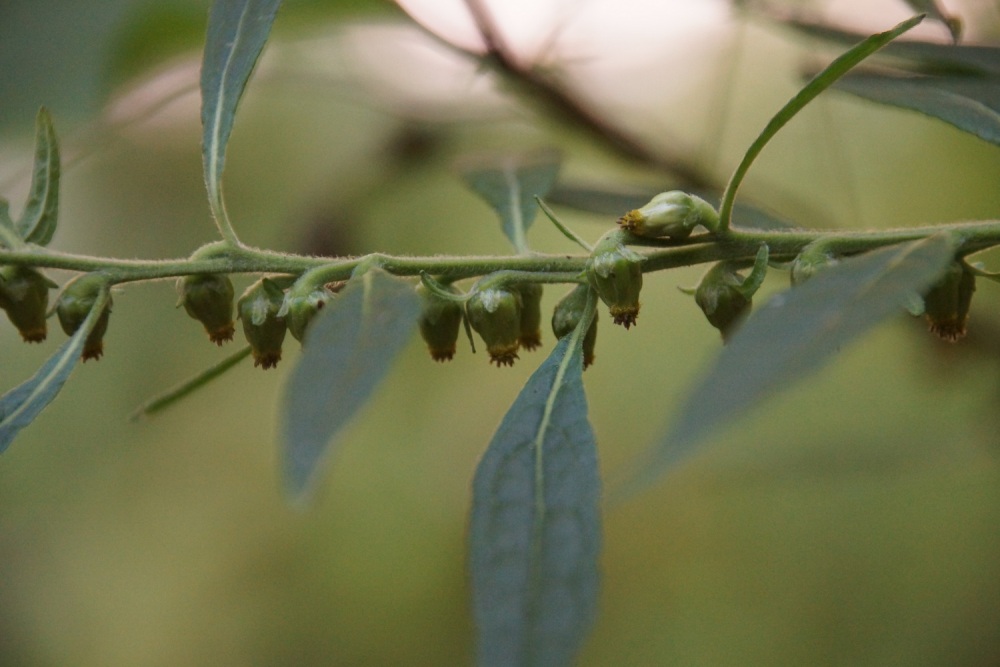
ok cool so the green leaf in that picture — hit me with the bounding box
[460,152,561,253]
[281,268,420,501]
[16,107,60,246]
[470,294,601,667]
[625,235,955,492]
[835,73,1000,146]
[718,15,924,230]
[0,286,110,453]
[0,198,18,247]
[201,0,281,238]
[777,17,1000,76]
[106,5,207,88]
[129,345,252,421]
[902,0,961,42]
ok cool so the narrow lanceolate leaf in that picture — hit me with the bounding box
[0,287,110,453]
[130,345,252,421]
[775,17,1000,76]
[470,296,601,667]
[460,152,561,254]
[836,74,1000,146]
[718,14,924,230]
[201,0,281,232]
[281,268,420,502]
[626,235,954,492]
[16,107,60,246]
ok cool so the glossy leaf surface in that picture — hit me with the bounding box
[281,268,420,501]
[470,298,601,667]
[460,152,561,253]
[630,235,955,490]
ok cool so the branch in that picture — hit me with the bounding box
[406,0,718,189]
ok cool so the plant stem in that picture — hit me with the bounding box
[2,219,1000,286]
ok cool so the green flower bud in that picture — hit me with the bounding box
[416,283,464,362]
[176,274,235,345]
[617,191,719,239]
[282,281,343,343]
[552,285,598,369]
[923,261,975,342]
[515,283,543,351]
[587,231,643,329]
[466,286,522,367]
[790,240,838,285]
[0,266,54,342]
[56,274,112,361]
[695,263,752,342]
[238,278,287,369]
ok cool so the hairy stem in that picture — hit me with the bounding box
[2,219,1000,287]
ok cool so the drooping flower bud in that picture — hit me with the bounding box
[515,282,543,351]
[552,284,598,369]
[176,273,235,345]
[693,246,768,342]
[237,278,287,369]
[416,283,464,362]
[466,286,522,367]
[695,263,752,342]
[56,273,112,361]
[790,239,838,285]
[0,266,54,342]
[587,231,643,328]
[617,191,719,239]
[923,261,975,342]
[281,280,343,343]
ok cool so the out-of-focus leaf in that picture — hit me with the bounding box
[130,345,252,421]
[548,184,797,230]
[106,4,206,87]
[777,16,1000,76]
[281,268,420,502]
[903,0,961,42]
[460,152,561,253]
[0,287,110,453]
[16,107,59,246]
[625,235,955,492]
[0,199,16,240]
[201,0,281,232]
[470,295,600,667]
[835,73,1000,146]
[718,15,924,229]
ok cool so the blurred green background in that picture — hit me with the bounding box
[1,0,999,665]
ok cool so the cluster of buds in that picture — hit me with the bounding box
[177,270,343,369]
[417,278,546,367]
